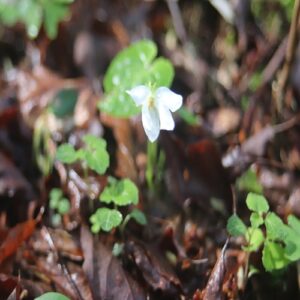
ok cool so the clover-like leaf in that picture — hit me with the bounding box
[57,198,70,215]
[246,193,269,213]
[99,39,175,117]
[90,208,123,233]
[103,40,157,93]
[49,188,63,209]
[227,214,247,237]
[100,178,139,206]
[56,143,78,163]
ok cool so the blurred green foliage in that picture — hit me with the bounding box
[0,0,74,39]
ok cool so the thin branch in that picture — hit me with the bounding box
[275,0,300,112]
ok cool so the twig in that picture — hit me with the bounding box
[166,0,187,45]
[275,0,300,112]
[41,227,84,300]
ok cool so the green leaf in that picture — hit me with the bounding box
[178,107,199,125]
[56,143,78,164]
[236,168,263,194]
[35,292,69,300]
[99,92,140,118]
[51,88,78,118]
[57,198,70,215]
[288,215,300,235]
[52,213,62,226]
[244,227,264,252]
[43,2,70,39]
[265,212,286,240]
[100,178,139,206]
[246,193,269,213]
[49,188,63,209]
[129,209,147,225]
[83,134,107,150]
[84,148,109,175]
[149,58,174,87]
[90,208,123,233]
[82,135,109,175]
[21,1,42,38]
[250,212,264,229]
[103,40,157,93]
[227,214,247,237]
[262,240,290,271]
[100,39,175,117]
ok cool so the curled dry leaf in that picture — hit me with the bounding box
[124,239,182,296]
[80,225,145,300]
[201,241,241,300]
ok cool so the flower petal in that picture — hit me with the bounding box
[155,87,183,112]
[158,104,174,130]
[126,85,151,106]
[142,105,160,142]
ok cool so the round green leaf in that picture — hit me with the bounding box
[104,40,157,92]
[83,134,107,149]
[56,143,78,164]
[90,208,123,232]
[57,198,70,215]
[149,57,174,87]
[246,193,269,213]
[84,148,109,175]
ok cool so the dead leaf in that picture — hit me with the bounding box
[0,274,19,300]
[80,225,145,300]
[201,240,239,300]
[101,115,137,181]
[0,219,37,267]
[124,239,182,296]
[208,107,241,137]
[30,228,83,261]
[163,136,232,212]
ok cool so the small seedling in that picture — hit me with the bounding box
[90,176,146,233]
[56,134,109,175]
[227,192,300,271]
[49,188,70,226]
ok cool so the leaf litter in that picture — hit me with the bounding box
[0,1,300,299]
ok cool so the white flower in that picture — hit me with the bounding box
[127,85,183,142]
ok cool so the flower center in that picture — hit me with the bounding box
[147,96,155,109]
